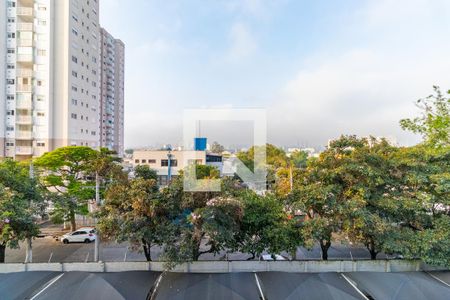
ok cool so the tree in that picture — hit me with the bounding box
[34,146,97,231]
[290,150,309,168]
[290,136,369,260]
[134,165,158,181]
[98,177,176,261]
[160,168,242,263]
[338,137,402,260]
[210,142,225,154]
[237,191,298,260]
[400,86,450,148]
[237,144,288,190]
[0,160,43,263]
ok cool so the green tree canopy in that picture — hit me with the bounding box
[0,160,43,262]
[34,146,99,231]
[400,86,450,148]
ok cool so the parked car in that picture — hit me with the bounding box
[61,228,96,244]
[260,254,287,261]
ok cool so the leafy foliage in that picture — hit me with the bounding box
[400,86,450,147]
[0,160,43,262]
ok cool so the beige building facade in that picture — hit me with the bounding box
[1,0,123,160]
[100,27,124,156]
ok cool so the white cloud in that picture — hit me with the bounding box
[268,0,450,148]
[226,22,257,61]
[225,0,285,19]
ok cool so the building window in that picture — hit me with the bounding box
[72,71,78,77]
[37,49,47,56]
[6,126,14,131]
[161,159,177,167]
[72,56,78,63]
[71,86,78,92]
[141,159,147,163]
[6,142,14,147]
[148,159,156,164]
[72,99,78,105]
[37,112,45,117]
[135,159,139,163]
[37,142,45,147]
[71,113,77,119]
[72,28,78,36]
[7,49,15,54]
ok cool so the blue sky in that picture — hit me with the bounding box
[100,0,450,149]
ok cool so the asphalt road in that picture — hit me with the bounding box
[5,236,384,263]
[4,221,386,263]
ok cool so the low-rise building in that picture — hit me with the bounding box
[132,149,223,185]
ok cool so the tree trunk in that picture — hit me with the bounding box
[70,209,76,231]
[320,239,331,260]
[142,240,152,261]
[25,238,32,263]
[291,249,297,261]
[0,244,5,263]
[367,239,378,260]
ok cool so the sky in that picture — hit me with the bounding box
[100,0,450,150]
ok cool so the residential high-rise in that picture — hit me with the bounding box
[100,28,124,156]
[1,0,124,160]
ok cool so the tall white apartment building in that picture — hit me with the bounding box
[0,0,122,160]
[100,27,124,157]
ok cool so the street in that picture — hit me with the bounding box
[5,236,386,263]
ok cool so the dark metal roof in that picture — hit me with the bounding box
[256,272,366,300]
[0,271,449,300]
[150,272,261,300]
[344,272,450,300]
[0,271,61,300]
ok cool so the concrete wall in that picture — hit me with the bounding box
[0,260,447,274]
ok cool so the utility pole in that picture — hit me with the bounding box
[94,171,100,262]
[25,162,34,263]
[289,164,293,192]
[167,146,173,183]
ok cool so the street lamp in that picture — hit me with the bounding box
[167,145,173,183]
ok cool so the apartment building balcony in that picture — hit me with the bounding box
[16,7,33,20]
[15,146,33,156]
[17,54,33,63]
[16,131,33,140]
[17,22,33,31]
[16,84,32,92]
[16,115,33,125]
[17,39,34,47]
[16,97,32,109]
[16,69,33,77]
[16,6,33,17]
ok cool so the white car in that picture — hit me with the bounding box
[61,228,96,244]
[260,254,287,261]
